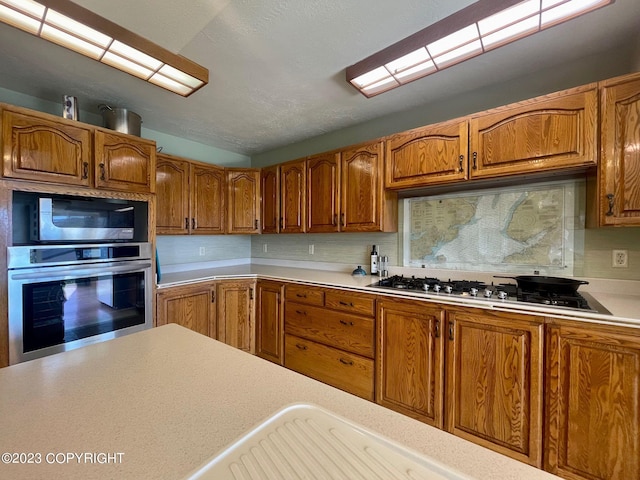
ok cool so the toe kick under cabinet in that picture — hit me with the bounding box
[283,284,376,401]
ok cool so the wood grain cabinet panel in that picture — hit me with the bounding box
[2,107,92,186]
[385,118,468,188]
[469,84,598,179]
[280,159,306,233]
[545,321,640,480]
[94,130,156,193]
[598,72,640,226]
[227,168,261,234]
[256,280,284,364]
[376,299,445,428]
[156,155,190,234]
[216,280,255,354]
[445,308,544,467]
[307,152,340,233]
[156,283,217,338]
[191,163,225,234]
[260,164,279,234]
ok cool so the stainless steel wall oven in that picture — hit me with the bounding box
[7,243,153,364]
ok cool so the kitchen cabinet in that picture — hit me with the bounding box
[307,141,396,233]
[2,106,92,186]
[227,168,261,234]
[376,298,445,428]
[156,282,217,338]
[385,118,468,188]
[284,284,376,400]
[94,129,156,193]
[156,154,225,234]
[598,72,640,226]
[260,159,306,234]
[255,280,284,364]
[216,280,255,354]
[2,104,156,193]
[469,84,598,179]
[445,308,544,467]
[544,319,640,480]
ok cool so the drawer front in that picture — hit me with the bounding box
[285,303,374,357]
[325,289,375,316]
[285,284,325,306]
[284,335,374,401]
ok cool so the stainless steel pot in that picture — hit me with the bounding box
[98,104,142,136]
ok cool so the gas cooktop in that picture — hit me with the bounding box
[368,275,611,315]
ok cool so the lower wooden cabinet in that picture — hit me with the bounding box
[545,320,640,480]
[256,280,284,364]
[446,308,544,468]
[376,298,445,428]
[156,283,216,337]
[216,280,256,354]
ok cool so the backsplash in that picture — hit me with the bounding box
[157,235,251,266]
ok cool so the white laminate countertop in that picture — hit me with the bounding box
[157,263,640,328]
[0,324,560,480]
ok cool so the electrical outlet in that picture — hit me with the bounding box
[263,244,268,253]
[199,247,206,256]
[309,244,314,255]
[612,249,628,268]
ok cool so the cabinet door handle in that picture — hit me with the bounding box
[295,310,307,316]
[295,343,307,350]
[339,358,354,366]
[449,321,454,341]
[192,218,196,229]
[211,291,216,303]
[340,213,345,226]
[435,320,440,338]
[606,193,615,216]
[185,217,189,229]
[279,217,283,229]
[339,301,354,307]
[333,214,337,226]
[459,155,464,172]
[472,152,477,170]
[255,219,258,229]
[339,320,354,326]
[82,161,89,179]
[99,163,106,180]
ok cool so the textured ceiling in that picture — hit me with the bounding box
[0,0,638,156]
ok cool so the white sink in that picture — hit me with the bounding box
[185,403,473,480]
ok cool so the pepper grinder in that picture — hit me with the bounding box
[378,255,388,277]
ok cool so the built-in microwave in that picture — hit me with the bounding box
[11,192,147,244]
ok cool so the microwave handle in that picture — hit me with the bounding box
[9,261,152,280]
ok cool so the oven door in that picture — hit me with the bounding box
[8,259,152,365]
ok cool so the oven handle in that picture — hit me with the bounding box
[9,261,152,280]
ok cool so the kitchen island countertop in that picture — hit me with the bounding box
[158,263,640,327]
[0,324,560,480]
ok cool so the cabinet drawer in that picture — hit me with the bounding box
[325,289,375,316]
[284,335,374,401]
[285,303,374,357]
[285,284,324,306]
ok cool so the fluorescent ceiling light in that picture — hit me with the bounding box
[0,0,208,96]
[347,0,613,98]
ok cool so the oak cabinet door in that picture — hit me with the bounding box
[227,169,260,234]
[385,118,468,189]
[376,299,445,428]
[445,309,544,467]
[191,163,225,234]
[260,164,279,233]
[156,155,190,234]
[469,84,598,179]
[256,280,284,364]
[280,159,306,233]
[2,108,92,186]
[156,284,216,338]
[94,130,156,193]
[545,321,640,480]
[599,72,640,226]
[217,280,255,353]
[307,152,340,233]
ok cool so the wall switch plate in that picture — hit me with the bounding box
[199,247,206,256]
[612,249,628,268]
[309,245,314,255]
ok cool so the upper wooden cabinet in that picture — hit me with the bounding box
[280,159,306,233]
[307,141,397,233]
[2,107,92,186]
[227,168,261,234]
[446,308,544,468]
[94,129,156,193]
[156,154,225,235]
[545,319,640,480]
[260,164,279,234]
[2,104,156,193]
[469,84,598,179]
[598,72,640,226]
[385,118,468,189]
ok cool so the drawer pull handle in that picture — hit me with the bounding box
[339,358,354,366]
[295,310,307,316]
[339,320,354,326]
[339,301,354,307]
[296,293,307,298]
[295,344,308,350]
